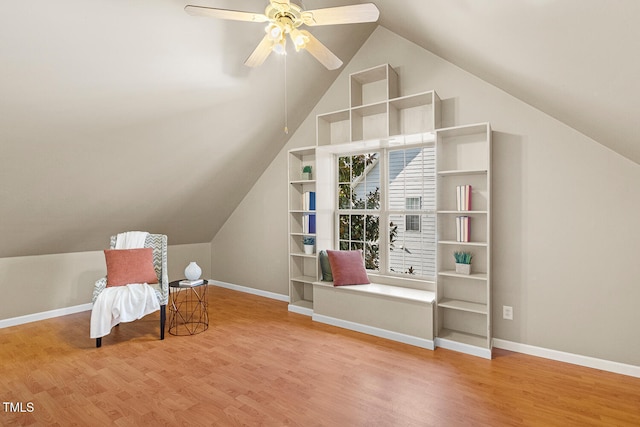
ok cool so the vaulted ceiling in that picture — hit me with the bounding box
[1,0,638,258]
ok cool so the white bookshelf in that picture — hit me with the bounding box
[317,64,441,147]
[435,123,492,359]
[287,147,318,316]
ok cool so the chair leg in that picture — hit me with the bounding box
[96,337,102,348]
[160,304,166,340]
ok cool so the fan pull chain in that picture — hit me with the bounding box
[284,53,289,134]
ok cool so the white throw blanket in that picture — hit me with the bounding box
[90,284,160,339]
[90,231,160,339]
[114,231,148,249]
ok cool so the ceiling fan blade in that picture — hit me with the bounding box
[270,0,290,7]
[244,34,275,68]
[301,31,343,70]
[184,5,269,23]
[302,3,379,26]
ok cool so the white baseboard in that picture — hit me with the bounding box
[312,313,435,350]
[287,304,314,316]
[208,279,289,302]
[435,337,492,360]
[0,303,92,329]
[493,339,640,379]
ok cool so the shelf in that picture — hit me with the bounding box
[438,241,487,247]
[438,298,487,315]
[290,179,316,185]
[437,169,488,177]
[290,275,317,285]
[290,252,317,259]
[289,209,316,213]
[438,270,487,281]
[290,232,316,237]
[351,101,387,117]
[438,328,489,348]
[437,210,487,214]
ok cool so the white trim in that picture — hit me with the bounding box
[435,337,492,360]
[0,303,92,329]
[312,313,435,350]
[287,304,314,316]
[493,339,640,379]
[207,280,289,302]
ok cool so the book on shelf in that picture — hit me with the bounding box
[179,279,204,286]
[456,216,470,242]
[456,185,472,211]
[302,213,316,234]
[303,191,316,211]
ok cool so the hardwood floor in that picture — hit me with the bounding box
[1,286,639,426]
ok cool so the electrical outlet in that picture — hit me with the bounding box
[503,305,513,320]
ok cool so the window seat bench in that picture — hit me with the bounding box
[311,281,435,350]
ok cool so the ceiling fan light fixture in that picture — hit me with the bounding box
[289,28,308,51]
[273,38,287,55]
[266,23,283,40]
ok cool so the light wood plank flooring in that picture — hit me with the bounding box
[1,286,639,426]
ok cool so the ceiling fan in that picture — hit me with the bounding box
[184,1,380,70]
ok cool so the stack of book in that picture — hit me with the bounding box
[456,216,470,242]
[303,214,316,234]
[456,185,472,211]
[303,191,316,211]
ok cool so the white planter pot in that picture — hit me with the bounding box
[455,263,471,275]
[303,244,314,255]
[302,172,312,180]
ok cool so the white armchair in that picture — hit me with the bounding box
[92,233,169,347]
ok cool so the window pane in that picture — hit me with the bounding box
[338,156,351,183]
[339,215,350,240]
[365,243,379,270]
[388,213,435,277]
[339,152,380,212]
[351,215,364,240]
[339,185,351,209]
[339,241,349,250]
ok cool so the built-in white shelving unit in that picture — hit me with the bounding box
[316,64,441,147]
[289,64,493,359]
[287,147,318,316]
[435,123,492,359]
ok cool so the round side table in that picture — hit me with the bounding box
[168,280,209,335]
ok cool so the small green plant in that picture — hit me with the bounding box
[303,236,315,245]
[302,165,312,173]
[453,251,472,264]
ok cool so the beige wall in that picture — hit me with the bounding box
[0,243,211,320]
[211,26,640,366]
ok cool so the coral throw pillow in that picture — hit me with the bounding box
[326,250,370,287]
[104,248,158,287]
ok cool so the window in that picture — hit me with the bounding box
[336,146,436,278]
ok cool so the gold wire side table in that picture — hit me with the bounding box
[168,280,209,336]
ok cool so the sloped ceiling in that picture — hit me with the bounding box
[1,0,638,258]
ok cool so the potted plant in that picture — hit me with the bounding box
[453,251,472,275]
[302,165,312,180]
[303,236,315,254]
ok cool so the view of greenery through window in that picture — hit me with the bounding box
[338,153,381,270]
[337,147,436,277]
